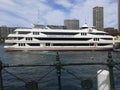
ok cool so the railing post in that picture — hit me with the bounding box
[0,61,3,90]
[107,51,115,90]
[56,52,62,90]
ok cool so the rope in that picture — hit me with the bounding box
[3,69,26,83]
[62,67,81,80]
[114,65,120,71]
[37,68,55,82]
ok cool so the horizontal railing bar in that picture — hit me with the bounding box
[3,62,120,68]
[3,64,54,67]
[62,63,108,66]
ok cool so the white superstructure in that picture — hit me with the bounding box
[4,24,115,51]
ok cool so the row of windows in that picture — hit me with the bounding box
[27,43,40,46]
[42,32,110,36]
[18,43,25,46]
[26,37,32,40]
[18,31,30,34]
[28,32,84,36]
[89,33,109,35]
[18,37,23,40]
[52,43,111,46]
[98,43,111,46]
[81,33,87,36]
[35,38,91,41]
[42,32,88,36]
[102,38,113,40]
[93,38,113,41]
[18,43,40,46]
[94,38,99,41]
[53,43,90,46]
[10,37,113,41]
[33,32,39,35]
[17,43,111,47]
[35,37,112,41]
[42,32,78,35]
[31,32,110,36]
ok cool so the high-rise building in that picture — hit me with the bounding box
[118,0,120,32]
[64,19,79,30]
[0,26,16,38]
[0,26,30,42]
[93,6,104,31]
[0,26,16,42]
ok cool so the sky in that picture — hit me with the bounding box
[0,0,118,29]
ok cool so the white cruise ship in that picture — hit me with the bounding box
[4,23,115,51]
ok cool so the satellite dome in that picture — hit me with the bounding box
[81,23,89,29]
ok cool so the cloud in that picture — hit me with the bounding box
[0,11,30,27]
[54,0,73,8]
[104,2,117,28]
[0,0,52,27]
[43,10,66,25]
[0,0,118,29]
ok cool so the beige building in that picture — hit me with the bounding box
[64,19,79,30]
[93,6,104,31]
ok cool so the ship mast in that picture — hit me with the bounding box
[37,8,40,24]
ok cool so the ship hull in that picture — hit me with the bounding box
[4,46,113,51]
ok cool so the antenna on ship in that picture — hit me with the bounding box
[82,18,88,29]
[37,8,40,24]
[85,17,87,24]
[33,8,42,28]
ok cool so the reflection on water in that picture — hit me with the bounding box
[0,44,120,90]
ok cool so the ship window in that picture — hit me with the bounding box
[18,43,25,46]
[89,43,94,46]
[98,43,111,46]
[18,31,30,34]
[18,37,23,40]
[81,27,88,29]
[81,33,87,36]
[94,38,99,41]
[46,43,50,46]
[33,32,39,35]
[27,43,40,46]
[101,38,113,40]
[26,37,32,40]
[6,43,16,45]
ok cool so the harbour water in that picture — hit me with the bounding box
[0,44,120,90]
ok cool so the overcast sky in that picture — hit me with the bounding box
[0,0,118,28]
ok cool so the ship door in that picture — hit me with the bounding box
[94,43,97,47]
[90,43,94,46]
[46,43,50,46]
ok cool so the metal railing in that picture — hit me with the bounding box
[0,51,120,90]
